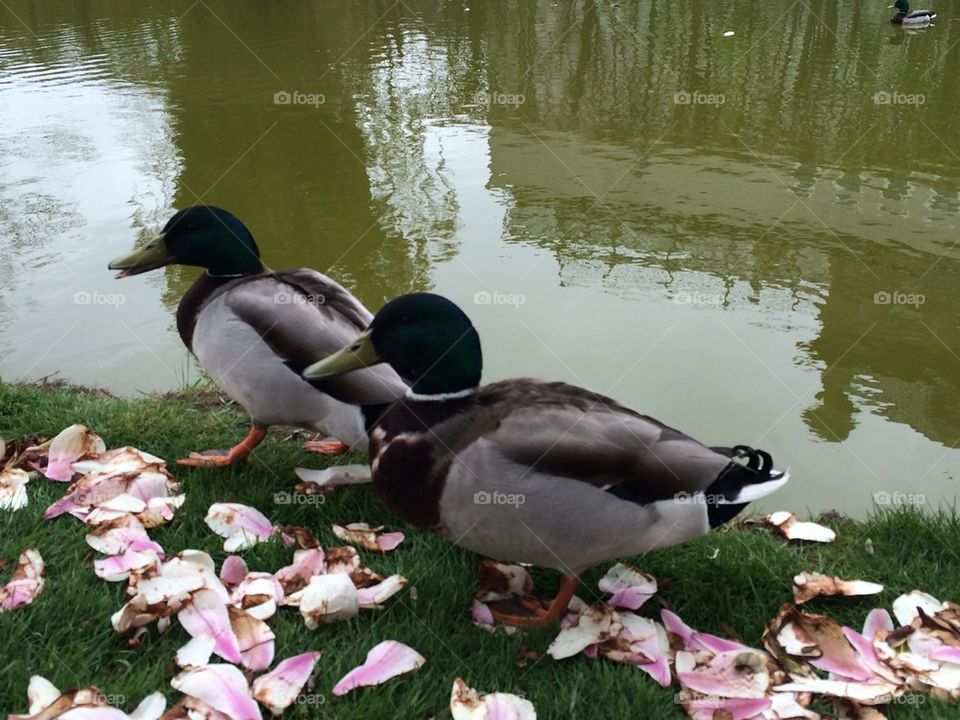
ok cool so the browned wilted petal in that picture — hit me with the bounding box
[763,512,836,543]
[0,547,45,612]
[792,572,884,604]
[765,605,873,682]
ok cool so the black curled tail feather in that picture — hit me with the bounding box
[705,445,782,528]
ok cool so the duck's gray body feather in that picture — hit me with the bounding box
[188,269,407,449]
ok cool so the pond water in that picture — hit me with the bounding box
[1,0,958,514]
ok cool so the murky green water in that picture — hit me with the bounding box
[1,0,958,514]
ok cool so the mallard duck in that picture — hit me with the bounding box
[108,206,407,467]
[889,0,935,24]
[302,293,790,624]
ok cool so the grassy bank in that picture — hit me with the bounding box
[1,381,959,718]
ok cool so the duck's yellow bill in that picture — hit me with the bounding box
[303,330,381,379]
[108,233,174,278]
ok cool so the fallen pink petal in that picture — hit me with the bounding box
[450,678,536,719]
[204,503,277,552]
[228,606,275,671]
[331,640,426,696]
[548,605,622,660]
[598,562,657,610]
[251,651,321,716]
[171,664,262,720]
[178,588,243,665]
[677,649,771,699]
[356,574,408,609]
[219,555,249,587]
[43,424,105,481]
[331,522,405,553]
[0,547,45,612]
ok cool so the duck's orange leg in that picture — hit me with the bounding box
[177,426,268,467]
[489,574,581,626]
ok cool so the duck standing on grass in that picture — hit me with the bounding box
[302,293,790,625]
[889,0,936,25]
[108,206,408,467]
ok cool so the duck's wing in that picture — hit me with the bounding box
[455,379,768,503]
[221,269,408,405]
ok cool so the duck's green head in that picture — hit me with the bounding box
[890,0,909,11]
[303,293,483,397]
[109,206,264,278]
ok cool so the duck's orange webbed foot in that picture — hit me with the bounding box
[177,426,267,467]
[300,439,349,455]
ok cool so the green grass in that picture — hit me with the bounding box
[1,381,959,718]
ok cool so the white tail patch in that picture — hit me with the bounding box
[716,469,790,505]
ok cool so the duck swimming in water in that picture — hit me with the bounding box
[889,0,936,25]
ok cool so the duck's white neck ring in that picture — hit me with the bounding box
[206,271,249,279]
[406,387,476,402]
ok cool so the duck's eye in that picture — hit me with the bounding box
[349,343,362,352]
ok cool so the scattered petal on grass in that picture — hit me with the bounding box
[892,590,946,626]
[278,525,320,550]
[599,614,672,687]
[597,563,657,610]
[793,572,884,604]
[450,678,536,720]
[230,573,284,621]
[251,651,321,716]
[220,556,249,588]
[128,693,166,720]
[177,634,216,669]
[548,605,622,660]
[331,522,405,553]
[204,503,276,552]
[275,549,326,603]
[293,464,371,493]
[679,696,771,720]
[0,547,45,612]
[85,514,151,555]
[171,664,261,720]
[477,561,534,602]
[677,649,771,699]
[0,467,30,511]
[357,574,408,609]
[228,606,275,671]
[94,545,162,582]
[299,574,359,628]
[43,424,106,481]
[773,676,900,704]
[765,606,873,681]
[331,640,426,696]
[324,546,361,576]
[178,588,242,665]
[763,512,836,543]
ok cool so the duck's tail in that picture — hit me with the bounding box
[704,445,789,528]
